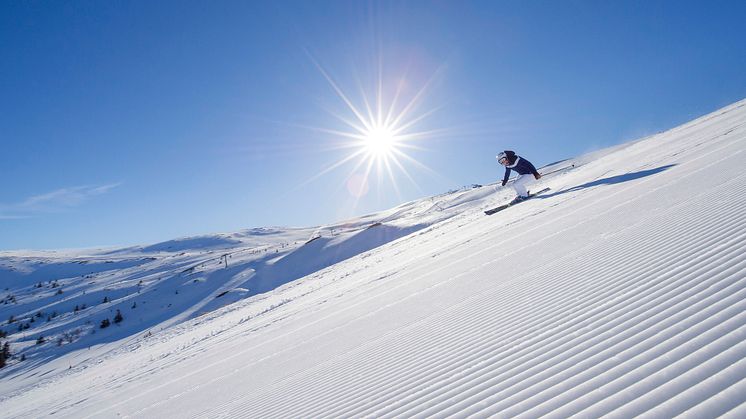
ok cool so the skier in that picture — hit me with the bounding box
[497,150,542,203]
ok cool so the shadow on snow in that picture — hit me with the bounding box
[539,165,676,199]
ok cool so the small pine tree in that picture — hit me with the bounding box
[7,315,15,324]
[100,318,110,329]
[103,296,109,303]
[0,342,9,368]
[36,335,45,345]
[113,310,124,324]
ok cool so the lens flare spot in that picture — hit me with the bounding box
[346,173,370,198]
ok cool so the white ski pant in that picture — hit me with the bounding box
[512,174,534,198]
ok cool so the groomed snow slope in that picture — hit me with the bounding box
[2,99,746,417]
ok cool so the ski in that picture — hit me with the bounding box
[484,187,551,215]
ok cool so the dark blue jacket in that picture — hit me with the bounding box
[501,150,539,185]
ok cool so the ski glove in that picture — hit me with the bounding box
[501,180,507,187]
[534,173,542,180]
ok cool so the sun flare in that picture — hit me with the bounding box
[299,54,447,202]
[362,125,398,157]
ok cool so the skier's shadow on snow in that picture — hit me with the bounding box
[538,164,676,199]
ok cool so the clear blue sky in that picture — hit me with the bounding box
[2,0,745,250]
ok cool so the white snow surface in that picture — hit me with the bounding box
[1,99,746,417]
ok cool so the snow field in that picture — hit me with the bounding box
[223,135,746,418]
[0,99,745,417]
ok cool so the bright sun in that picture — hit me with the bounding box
[298,54,445,201]
[363,125,398,157]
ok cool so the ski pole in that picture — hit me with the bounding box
[539,164,575,177]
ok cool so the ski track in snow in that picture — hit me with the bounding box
[212,138,746,417]
[1,100,746,418]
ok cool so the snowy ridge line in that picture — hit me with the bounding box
[664,100,745,138]
[629,100,745,151]
[239,178,746,418]
[222,147,744,414]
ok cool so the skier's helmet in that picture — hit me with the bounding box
[496,152,508,164]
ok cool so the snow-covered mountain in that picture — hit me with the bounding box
[1,98,745,417]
